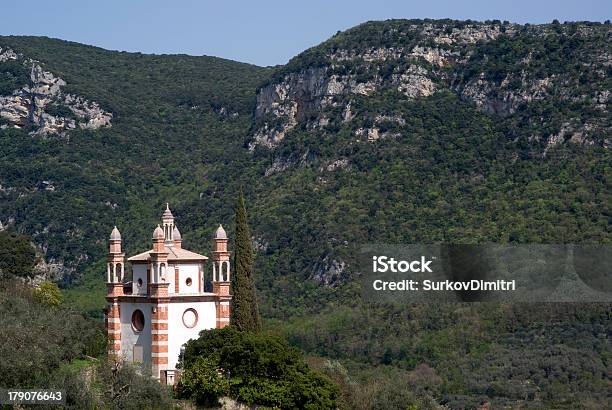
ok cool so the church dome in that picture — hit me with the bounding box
[214,224,227,239]
[172,226,182,241]
[152,224,164,240]
[109,226,121,241]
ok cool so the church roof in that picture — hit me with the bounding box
[127,246,208,262]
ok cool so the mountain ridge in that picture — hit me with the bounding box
[0,19,610,408]
[0,19,610,291]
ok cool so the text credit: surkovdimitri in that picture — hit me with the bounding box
[370,256,516,292]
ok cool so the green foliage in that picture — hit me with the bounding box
[0,279,173,408]
[279,303,611,409]
[175,356,229,407]
[0,21,610,408]
[0,58,30,94]
[32,281,63,306]
[0,35,271,286]
[0,280,106,388]
[45,103,76,119]
[231,192,261,331]
[0,230,37,279]
[179,326,339,409]
[43,359,175,409]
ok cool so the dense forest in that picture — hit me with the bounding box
[0,19,610,409]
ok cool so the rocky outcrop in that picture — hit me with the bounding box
[0,46,112,136]
[31,256,72,284]
[250,63,439,149]
[249,21,610,153]
[264,149,313,176]
[248,23,511,150]
[311,255,347,286]
[320,158,350,172]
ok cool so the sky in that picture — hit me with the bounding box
[1,1,610,66]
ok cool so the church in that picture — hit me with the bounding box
[104,204,232,384]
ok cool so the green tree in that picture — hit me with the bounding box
[179,327,338,409]
[231,192,261,332]
[0,231,37,279]
[32,281,63,307]
[176,356,229,407]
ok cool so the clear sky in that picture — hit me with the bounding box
[1,1,609,66]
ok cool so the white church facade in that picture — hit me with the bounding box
[104,204,231,384]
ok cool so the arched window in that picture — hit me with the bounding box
[131,309,145,332]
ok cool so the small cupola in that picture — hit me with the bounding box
[214,224,227,240]
[109,226,122,253]
[153,224,165,252]
[110,226,121,241]
[153,224,164,240]
[162,203,175,243]
[172,226,182,249]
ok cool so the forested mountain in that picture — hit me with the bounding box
[0,19,610,408]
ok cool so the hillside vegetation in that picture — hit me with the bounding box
[0,20,610,408]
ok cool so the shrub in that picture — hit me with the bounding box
[175,356,229,407]
[178,326,338,409]
[32,281,63,306]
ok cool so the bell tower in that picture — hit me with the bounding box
[106,226,125,357]
[212,225,231,328]
[149,224,170,379]
[107,226,125,285]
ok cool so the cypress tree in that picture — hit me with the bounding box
[230,191,261,332]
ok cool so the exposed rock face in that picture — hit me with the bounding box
[264,149,313,176]
[249,21,610,151]
[31,256,72,284]
[0,46,112,136]
[249,22,513,150]
[311,256,347,286]
[251,62,438,149]
[321,158,350,172]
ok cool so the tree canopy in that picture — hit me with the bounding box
[178,326,338,409]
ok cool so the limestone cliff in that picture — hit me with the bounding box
[250,21,610,153]
[0,46,112,136]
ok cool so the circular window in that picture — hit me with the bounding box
[182,308,198,328]
[137,278,143,287]
[186,277,193,286]
[131,309,145,332]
